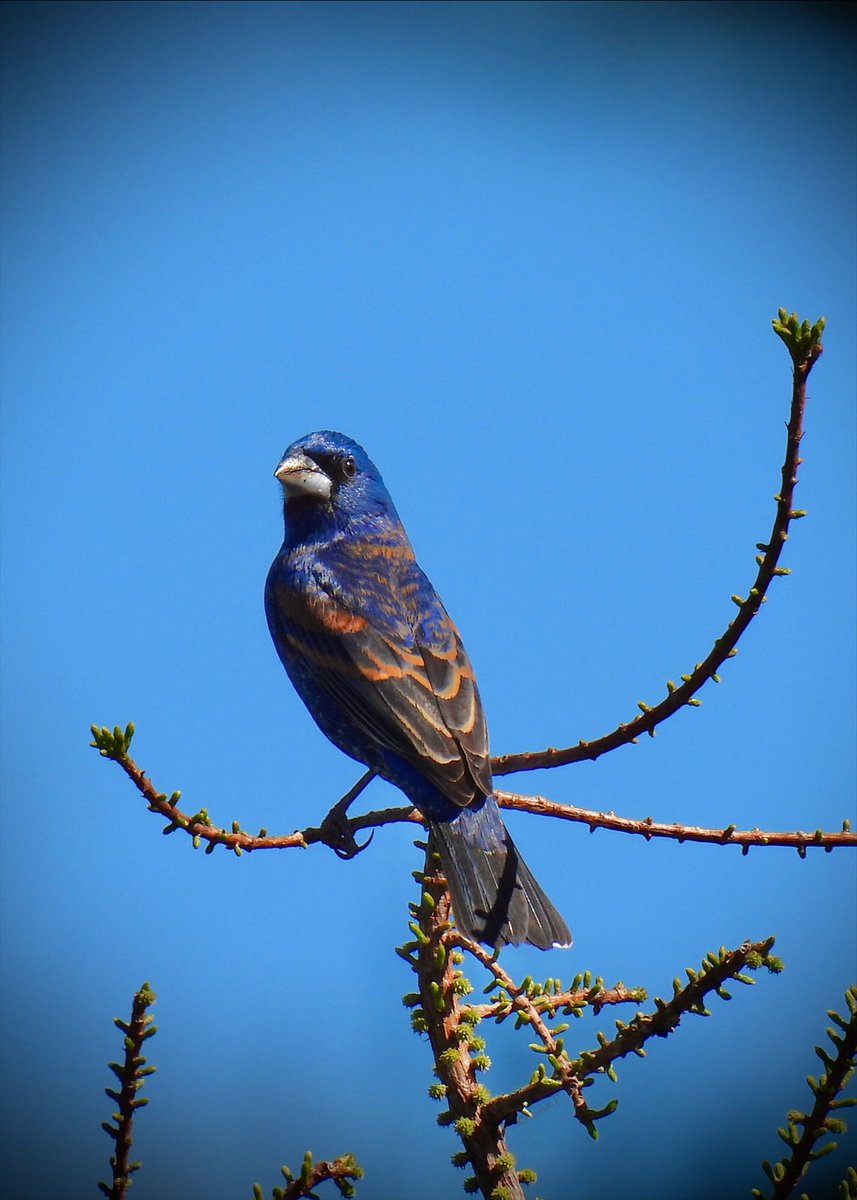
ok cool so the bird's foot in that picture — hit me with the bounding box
[319,810,375,859]
[318,769,377,860]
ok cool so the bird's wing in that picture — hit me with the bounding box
[266,552,492,809]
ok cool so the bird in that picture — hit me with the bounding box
[265,429,571,951]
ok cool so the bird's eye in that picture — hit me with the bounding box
[341,455,358,479]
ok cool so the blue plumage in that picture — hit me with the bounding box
[265,430,570,950]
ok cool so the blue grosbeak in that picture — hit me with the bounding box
[265,430,571,951]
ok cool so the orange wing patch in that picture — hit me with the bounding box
[272,581,367,635]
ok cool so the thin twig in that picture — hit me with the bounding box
[494,790,857,854]
[98,983,157,1199]
[449,931,589,1125]
[754,985,857,1199]
[466,982,646,1022]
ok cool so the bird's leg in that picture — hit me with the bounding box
[319,768,377,859]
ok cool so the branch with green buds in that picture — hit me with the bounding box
[567,940,783,1110]
[252,1151,363,1200]
[90,722,419,853]
[98,982,157,1200]
[90,730,855,856]
[753,984,857,1200]
[493,309,825,776]
[398,840,540,1200]
[399,847,787,1196]
[454,932,781,1140]
[464,974,646,1024]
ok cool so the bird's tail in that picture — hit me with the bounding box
[429,797,571,951]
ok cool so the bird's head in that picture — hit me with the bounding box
[274,430,400,535]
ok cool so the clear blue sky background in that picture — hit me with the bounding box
[1,3,855,1198]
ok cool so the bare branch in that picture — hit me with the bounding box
[494,791,857,854]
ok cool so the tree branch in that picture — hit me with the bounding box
[92,726,855,856]
[492,312,825,776]
[253,1151,364,1200]
[98,983,157,1200]
[569,938,782,1083]
[465,980,646,1023]
[399,842,539,1200]
[753,985,857,1199]
[494,790,857,854]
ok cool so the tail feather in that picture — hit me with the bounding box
[430,798,571,951]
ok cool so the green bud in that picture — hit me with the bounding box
[429,981,445,1012]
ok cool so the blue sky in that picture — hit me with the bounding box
[1,3,855,1198]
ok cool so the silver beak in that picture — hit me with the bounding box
[274,452,333,500]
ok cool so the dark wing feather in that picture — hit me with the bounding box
[266,554,492,808]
